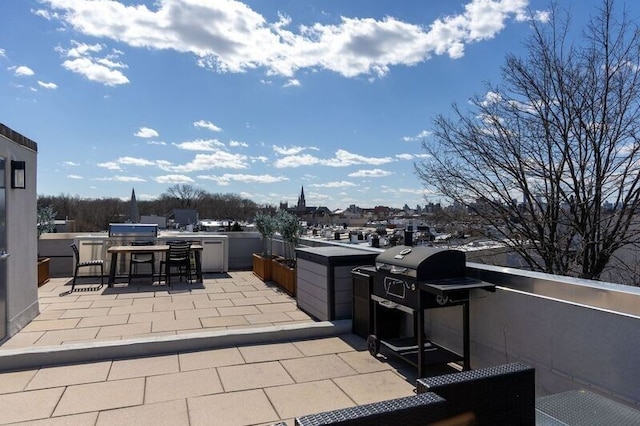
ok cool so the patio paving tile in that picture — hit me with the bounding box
[108,354,179,380]
[174,307,220,320]
[0,369,37,394]
[53,377,144,416]
[208,291,246,300]
[178,347,245,371]
[32,310,66,321]
[108,303,153,315]
[95,322,151,339]
[87,299,133,308]
[76,313,129,328]
[285,310,314,321]
[245,312,295,324]
[24,412,99,426]
[34,327,100,346]
[22,318,81,332]
[188,389,279,426]
[338,350,395,374]
[231,296,272,306]
[128,310,176,323]
[333,370,416,405]
[217,305,261,316]
[96,399,189,426]
[59,307,111,319]
[2,331,45,348]
[193,298,234,309]
[281,354,358,383]
[151,317,203,332]
[151,300,196,312]
[200,315,249,328]
[217,361,294,392]
[238,342,305,363]
[0,387,64,424]
[293,337,356,356]
[256,302,299,313]
[145,368,223,403]
[264,379,355,420]
[26,361,112,390]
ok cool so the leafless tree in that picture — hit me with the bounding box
[161,184,206,209]
[416,0,640,281]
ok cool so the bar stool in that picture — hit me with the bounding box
[128,241,155,284]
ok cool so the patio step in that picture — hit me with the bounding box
[0,320,351,372]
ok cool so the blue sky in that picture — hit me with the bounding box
[0,0,631,211]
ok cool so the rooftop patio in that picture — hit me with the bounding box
[0,272,421,425]
[1,234,640,424]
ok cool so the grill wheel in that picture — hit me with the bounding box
[367,335,380,356]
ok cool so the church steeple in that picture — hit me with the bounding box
[129,188,140,223]
[297,186,306,210]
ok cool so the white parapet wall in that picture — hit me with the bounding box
[426,264,640,407]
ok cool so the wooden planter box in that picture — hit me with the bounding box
[272,258,296,296]
[252,253,273,282]
[37,257,51,287]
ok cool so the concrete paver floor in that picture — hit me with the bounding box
[0,272,419,425]
[2,272,313,350]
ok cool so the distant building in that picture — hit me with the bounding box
[168,209,198,229]
[282,187,333,226]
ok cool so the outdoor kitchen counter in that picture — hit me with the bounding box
[107,244,203,286]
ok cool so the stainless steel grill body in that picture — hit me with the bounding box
[106,223,158,275]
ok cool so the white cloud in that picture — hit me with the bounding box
[40,0,539,79]
[395,154,414,160]
[348,169,392,177]
[164,152,249,172]
[67,174,82,179]
[273,145,307,155]
[117,156,157,167]
[403,130,431,141]
[56,40,129,86]
[229,140,248,148]
[146,140,167,146]
[274,149,393,168]
[14,65,34,76]
[154,174,194,184]
[324,149,393,167]
[193,120,223,132]
[134,127,159,138]
[173,139,225,151]
[37,80,58,89]
[62,161,79,166]
[274,153,322,168]
[97,161,121,170]
[0,48,6,58]
[198,173,288,185]
[310,181,357,188]
[283,78,300,87]
[95,175,146,182]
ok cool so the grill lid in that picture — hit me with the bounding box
[375,245,466,280]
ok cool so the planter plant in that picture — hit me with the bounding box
[252,211,276,282]
[37,205,56,286]
[271,210,302,296]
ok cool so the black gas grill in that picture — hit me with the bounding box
[367,246,495,376]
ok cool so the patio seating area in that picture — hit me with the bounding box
[0,272,421,425]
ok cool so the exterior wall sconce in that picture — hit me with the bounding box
[11,160,26,189]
